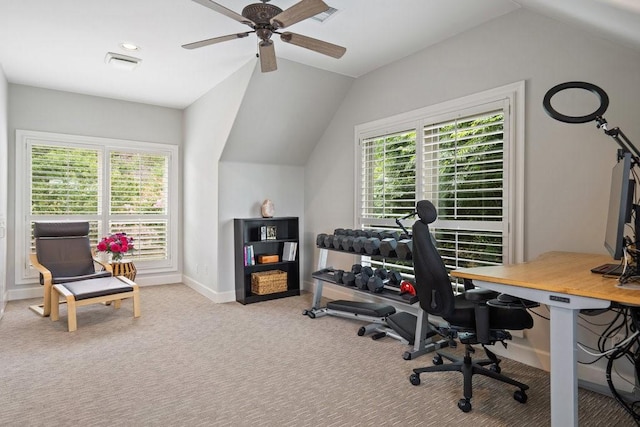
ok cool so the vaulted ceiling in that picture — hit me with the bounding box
[1,0,638,109]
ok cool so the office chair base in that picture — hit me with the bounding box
[410,350,529,412]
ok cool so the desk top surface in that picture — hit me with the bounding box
[451,251,640,305]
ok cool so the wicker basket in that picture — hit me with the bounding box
[251,270,288,295]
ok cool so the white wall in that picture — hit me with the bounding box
[218,161,305,300]
[0,65,7,318]
[181,60,255,302]
[6,84,183,298]
[304,8,640,386]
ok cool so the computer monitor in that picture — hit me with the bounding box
[604,152,635,260]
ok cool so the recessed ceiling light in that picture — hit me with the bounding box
[120,42,140,51]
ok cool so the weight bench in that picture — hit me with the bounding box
[304,300,411,344]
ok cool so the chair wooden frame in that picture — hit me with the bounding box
[29,251,113,317]
[50,276,140,332]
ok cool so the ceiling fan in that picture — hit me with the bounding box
[183,0,346,72]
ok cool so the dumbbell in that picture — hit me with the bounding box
[316,233,328,248]
[395,239,413,260]
[333,228,347,236]
[341,264,361,287]
[332,234,345,250]
[341,236,355,252]
[379,238,398,258]
[333,269,344,284]
[352,236,368,254]
[379,230,401,240]
[363,237,381,255]
[367,230,383,239]
[367,269,403,293]
[355,266,374,290]
[323,234,335,249]
[355,230,369,237]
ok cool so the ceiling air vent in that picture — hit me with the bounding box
[104,52,142,70]
[311,7,338,23]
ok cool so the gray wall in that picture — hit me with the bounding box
[6,84,183,298]
[183,59,352,301]
[218,161,305,298]
[304,8,640,385]
[181,60,255,302]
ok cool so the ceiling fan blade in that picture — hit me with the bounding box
[191,0,255,27]
[259,40,277,73]
[280,32,346,58]
[182,32,252,49]
[270,0,329,29]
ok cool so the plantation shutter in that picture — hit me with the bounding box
[110,151,170,261]
[31,144,100,216]
[29,144,102,249]
[360,129,417,223]
[422,104,508,270]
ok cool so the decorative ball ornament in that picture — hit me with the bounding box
[261,199,275,218]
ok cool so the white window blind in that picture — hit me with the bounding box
[110,151,170,261]
[16,130,179,283]
[355,83,524,283]
[423,108,508,271]
[360,129,417,221]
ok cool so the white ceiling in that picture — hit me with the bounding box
[0,0,639,109]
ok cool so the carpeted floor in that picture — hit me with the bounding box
[0,284,635,426]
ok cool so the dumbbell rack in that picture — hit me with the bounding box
[306,246,448,360]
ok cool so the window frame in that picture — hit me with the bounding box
[354,81,525,266]
[15,129,179,284]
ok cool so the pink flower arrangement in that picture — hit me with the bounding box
[97,232,134,262]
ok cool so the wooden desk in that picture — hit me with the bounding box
[451,251,640,427]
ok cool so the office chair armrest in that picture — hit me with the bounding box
[464,289,498,344]
[30,253,52,286]
[464,288,499,302]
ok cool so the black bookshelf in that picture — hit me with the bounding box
[233,217,300,304]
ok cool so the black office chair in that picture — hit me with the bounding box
[408,200,533,412]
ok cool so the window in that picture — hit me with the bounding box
[15,130,179,283]
[356,82,524,282]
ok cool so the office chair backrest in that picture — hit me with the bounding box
[412,200,456,318]
[34,222,96,279]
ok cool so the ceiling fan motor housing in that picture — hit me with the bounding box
[242,3,283,40]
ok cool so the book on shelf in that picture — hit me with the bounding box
[282,241,297,261]
[244,245,256,266]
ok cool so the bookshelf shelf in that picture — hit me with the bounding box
[233,217,300,304]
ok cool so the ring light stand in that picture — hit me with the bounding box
[543,81,640,162]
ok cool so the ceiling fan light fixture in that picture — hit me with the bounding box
[105,52,142,71]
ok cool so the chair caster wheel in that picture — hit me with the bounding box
[514,389,528,404]
[371,332,386,340]
[432,354,443,365]
[490,364,501,374]
[409,373,421,386]
[357,326,366,336]
[458,399,472,412]
[402,351,412,360]
[302,310,308,316]
[307,311,316,319]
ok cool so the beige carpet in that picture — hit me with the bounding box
[0,284,634,426]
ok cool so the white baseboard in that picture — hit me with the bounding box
[182,274,235,303]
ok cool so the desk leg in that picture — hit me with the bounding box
[549,305,578,427]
